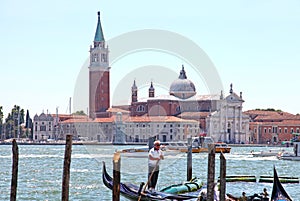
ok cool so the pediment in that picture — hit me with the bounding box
[225,92,243,102]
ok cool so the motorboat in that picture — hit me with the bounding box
[278,141,300,161]
[164,137,231,153]
[251,148,285,157]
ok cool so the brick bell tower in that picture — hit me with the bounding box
[89,11,110,118]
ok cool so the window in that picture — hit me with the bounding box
[40,126,46,131]
[136,105,145,112]
[93,53,98,62]
[284,128,288,133]
[101,53,107,62]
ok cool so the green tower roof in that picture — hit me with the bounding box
[94,11,105,42]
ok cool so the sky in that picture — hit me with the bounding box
[1,0,300,118]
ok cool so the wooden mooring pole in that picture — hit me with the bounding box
[113,152,121,201]
[10,139,18,201]
[219,152,226,201]
[62,135,72,201]
[207,144,215,201]
[187,136,192,181]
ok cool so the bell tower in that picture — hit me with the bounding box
[89,11,110,118]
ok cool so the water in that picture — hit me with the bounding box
[0,145,299,200]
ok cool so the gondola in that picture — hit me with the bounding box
[226,167,293,201]
[271,166,293,201]
[102,161,198,200]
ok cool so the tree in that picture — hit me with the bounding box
[4,105,25,139]
[25,110,33,139]
[73,110,86,115]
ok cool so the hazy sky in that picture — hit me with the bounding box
[1,0,300,117]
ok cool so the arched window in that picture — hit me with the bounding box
[136,105,145,112]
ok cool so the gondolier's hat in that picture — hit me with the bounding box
[154,140,160,145]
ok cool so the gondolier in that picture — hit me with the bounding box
[148,140,164,191]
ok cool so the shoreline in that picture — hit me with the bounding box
[0,141,288,147]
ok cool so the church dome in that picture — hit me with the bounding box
[169,65,196,99]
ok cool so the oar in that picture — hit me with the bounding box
[137,159,160,201]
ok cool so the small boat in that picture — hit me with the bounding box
[102,161,198,200]
[117,146,181,158]
[277,152,300,161]
[271,166,293,201]
[206,142,231,153]
[277,142,300,161]
[164,137,231,153]
[251,148,285,157]
[162,142,201,153]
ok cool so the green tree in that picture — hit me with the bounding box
[4,105,25,139]
[25,110,33,139]
[73,110,86,115]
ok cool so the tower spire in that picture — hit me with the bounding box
[131,80,138,103]
[149,81,155,98]
[94,11,105,47]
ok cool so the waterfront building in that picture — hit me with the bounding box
[33,112,54,141]
[33,11,250,144]
[245,110,300,144]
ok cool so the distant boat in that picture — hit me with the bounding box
[277,142,300,161]
[271,166,293,201]
[117,146,181,158]
[251,148,285,157]
[165,137,231,153]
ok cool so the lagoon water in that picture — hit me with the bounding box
[0,144,299,200]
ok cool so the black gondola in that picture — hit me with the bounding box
[271,166,293,201]
[227,167,293,201]
[102,161,198,200]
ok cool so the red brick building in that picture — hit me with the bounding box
[245,110,300,144]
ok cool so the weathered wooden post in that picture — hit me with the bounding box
[187,136,192,181]
[207,144,215,201]
[219,152,226,201]
[62,134,72,201]
[113,152,121,201]
[10,139,18,201]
